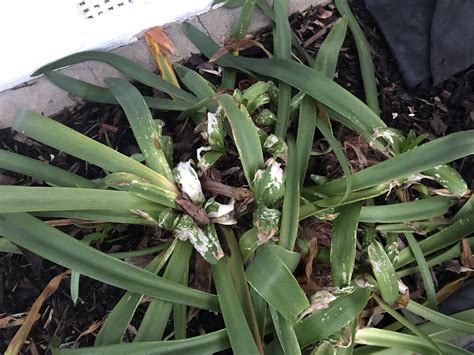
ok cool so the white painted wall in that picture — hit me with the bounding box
[0,0,213,92]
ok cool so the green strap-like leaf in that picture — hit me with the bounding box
[294,286,371,347]
[300,185,389,220]
[34,210,154,225]
[314,16,348,79]
[212,258,260,354]
[354,310,474,354]
[368,240,399,305]
[232,0,257,38]
[135,240,192,342]
[358,196,454,223]
[174,63,219,112]
[273,0,291,138]
[405,300,474,334]
[99,172,177,208]
[106,78,175,182]
[354,328,470,355]
[246,246,309,323]
[335,0,379,115]
[95,242,175,346]
[239,227,259,263]
[0,149,96,188]
[270,306,301,355]
[397,209,474,268]
[314,111,353,205]
[43,71,194,111]
[423,165,469,197]
[296,16,347,189]
[373,295,442,354]
[304,130,474,196]
[12,110,177,192]
[296,97,317,187]
[232,56,386,141]
[217,94,264,186]
[0,238,21,254]
[279,136,300,250]
[0,213,219,311]
[220,227,263,352]
[34,50,198,102]
[52,329,230,354]
[0,186,163,213]
[223,0,258,88]
[331,202,362,287]
[254,0,315,65]
[397,237,474,277]
[404,232,437,310]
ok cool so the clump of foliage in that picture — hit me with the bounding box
[1,0,473,354]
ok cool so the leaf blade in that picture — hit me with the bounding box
[0,213,219,311]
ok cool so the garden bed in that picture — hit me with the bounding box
[1,1,473,353]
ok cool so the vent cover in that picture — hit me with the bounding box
[77,0,138,19]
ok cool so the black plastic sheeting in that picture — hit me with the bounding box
[439,278,474,352]
[364,0,474,89]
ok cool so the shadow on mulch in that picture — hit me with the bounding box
[1,1,472,353]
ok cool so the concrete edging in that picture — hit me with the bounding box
[0,0,315,129]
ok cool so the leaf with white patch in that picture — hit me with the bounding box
[173,161,205,205]
[263,134,288,162]
[197,150,223,172]
[298,290,337,320]
[174,216,224,264]
[253,158,285,207]
[253,205,281,244]
[368,240,400,305]
[205,198,237,225]
[207,112,225,151]
[254,109,277,127]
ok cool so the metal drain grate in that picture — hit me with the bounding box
[77,0,138,20]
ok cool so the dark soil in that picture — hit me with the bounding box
[1,1,473,353]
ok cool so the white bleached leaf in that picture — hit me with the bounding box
[205,198,236,225]
[173,161,205,205]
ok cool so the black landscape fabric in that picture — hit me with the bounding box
[364,0,474,88]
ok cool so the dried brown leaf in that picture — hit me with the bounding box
[6,271,70,355]
[200,176,253,200]
[176,196,210,225]
[460,239,474,269]
[0,313,39,329]
[435,274,469,304]
[145,26,179,87]
[209,38,270,63]
[74,320,104,346]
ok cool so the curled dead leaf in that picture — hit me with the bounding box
[145,26,178,58]
[209,38,271,63]
[176,196,210,225]
[200,176,253,200]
